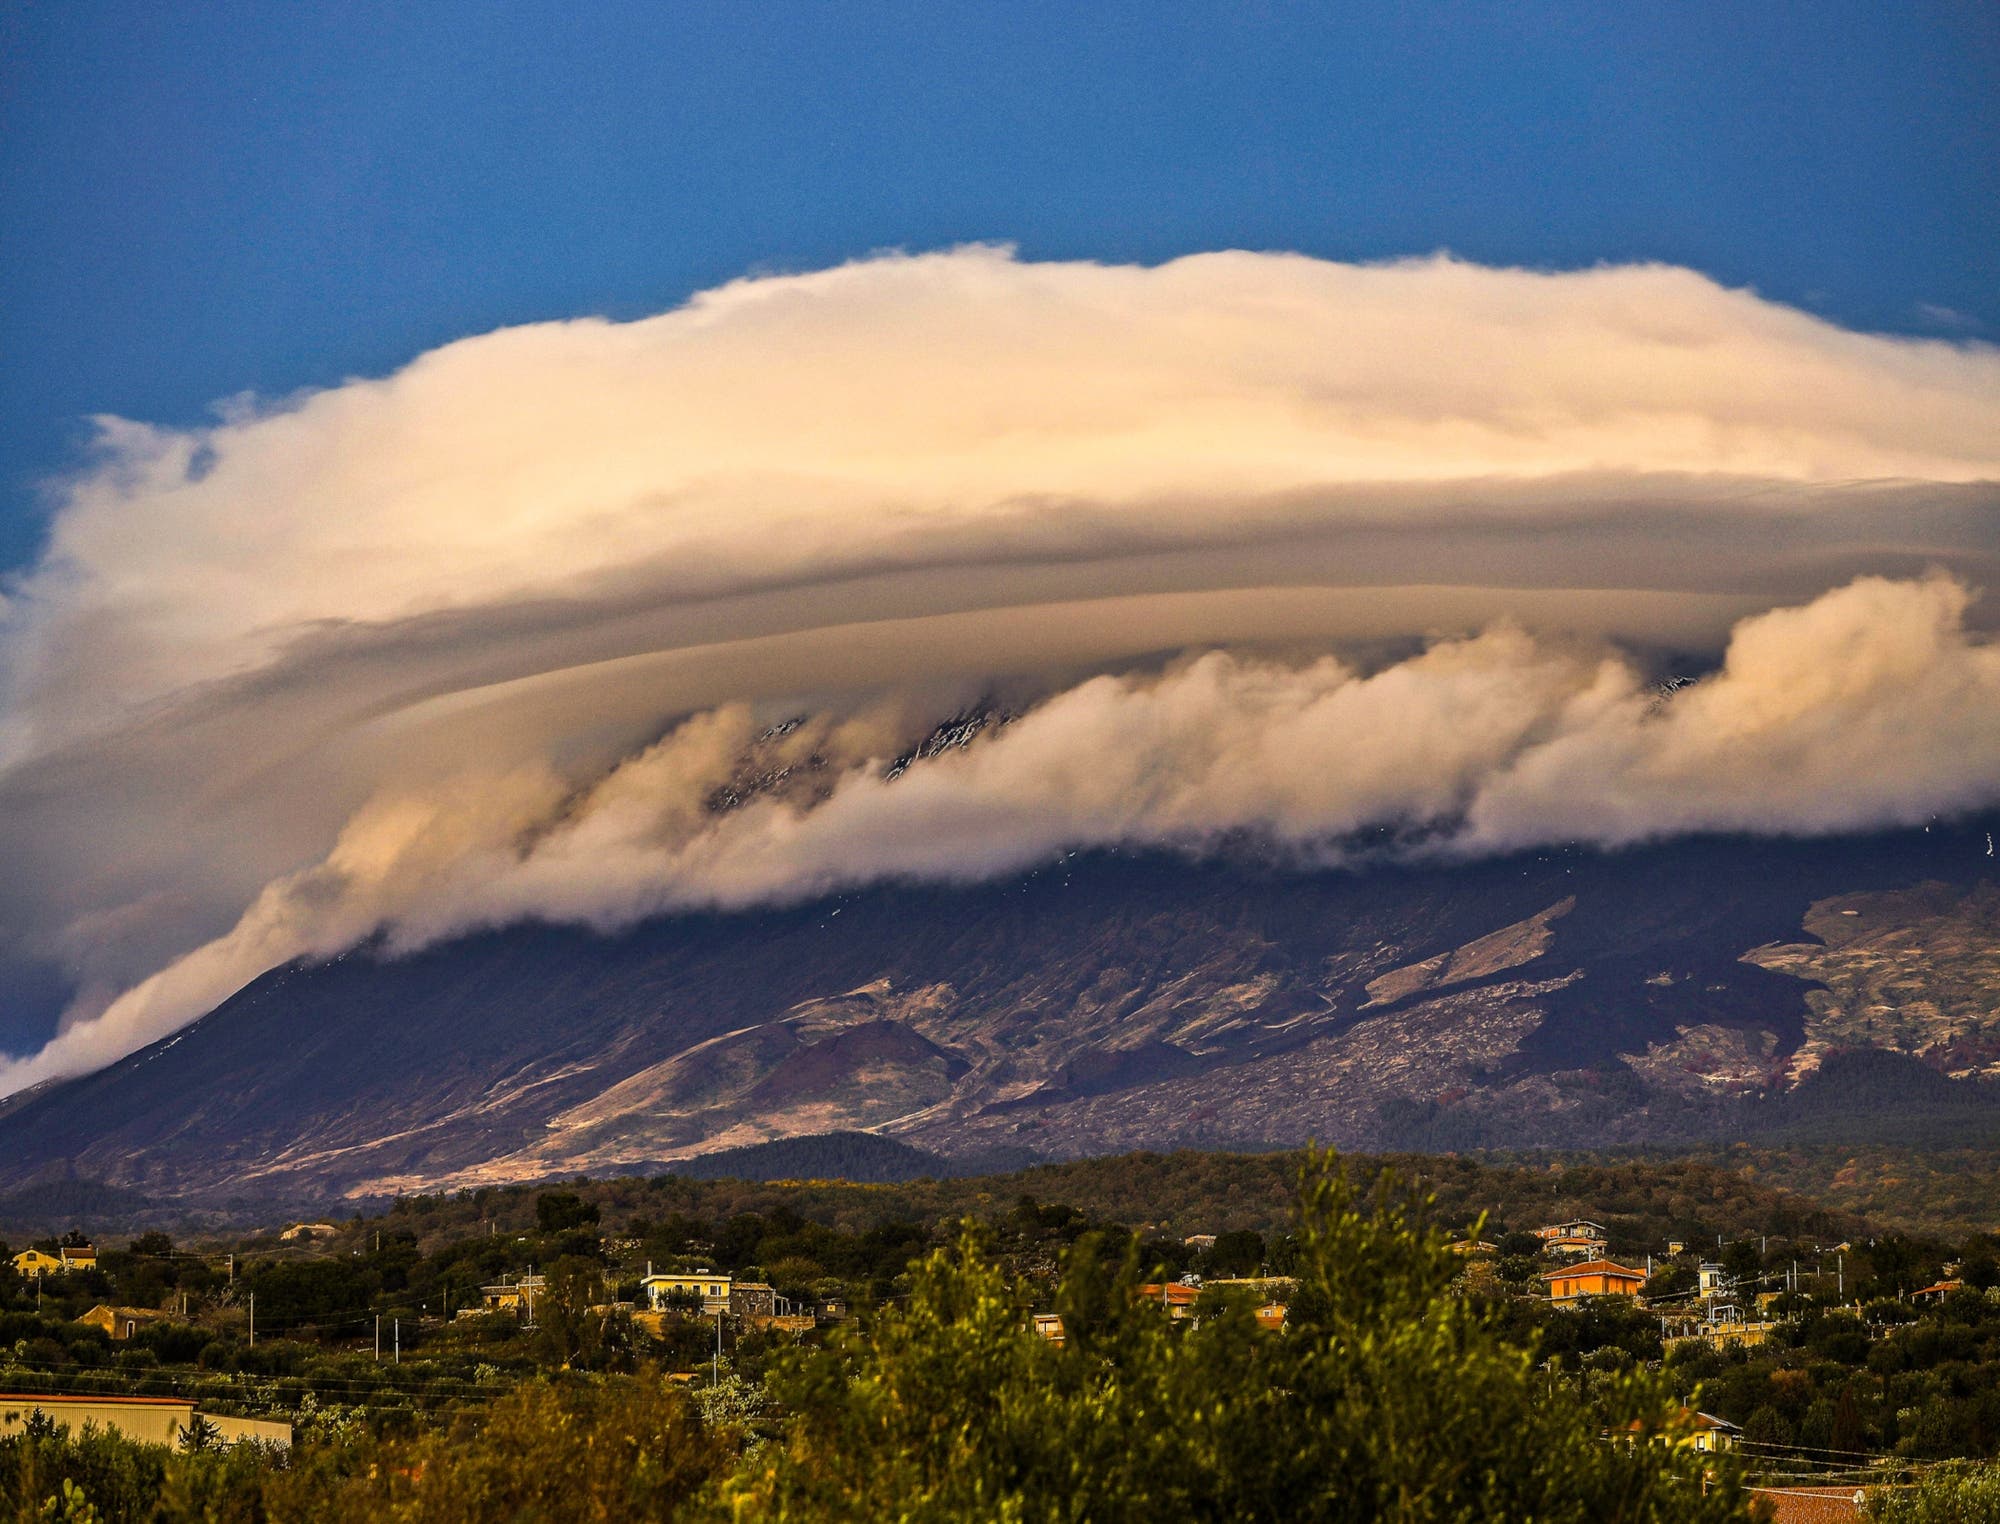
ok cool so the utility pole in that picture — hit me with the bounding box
[227,1254,233,1285]
[375,1314,381,1361]
[713,1309,722,1386]
[394,1319,400,1365]
[248,1293,255,1348]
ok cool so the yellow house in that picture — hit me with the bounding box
[9,1246,91,1278]
[641,1270,731,1314]
[1620,1407,1742,1454]
[478,1274,546,1316]
[78,1305,171,1341]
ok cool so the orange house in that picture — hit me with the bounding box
[1136,1283,1203,1320]
[1541,1259,1648,1303]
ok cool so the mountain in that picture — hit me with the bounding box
[0,818,1994,1204]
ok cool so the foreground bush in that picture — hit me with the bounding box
[1869,1460,2000,1522]
[1,1377,730,1523]
[727,1153,1750,1521]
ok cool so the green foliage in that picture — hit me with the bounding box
[1870,1460,2000,1522]
[533,1192,599,1235]
[175,1415,220,1455]
[727,1152,1749,1521]
[271,1373,731,1522]
[1204,1227,1265,1276]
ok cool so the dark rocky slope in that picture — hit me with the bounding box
[0,818,1993,1202]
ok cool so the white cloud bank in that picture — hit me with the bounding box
[1,246,1997,1093]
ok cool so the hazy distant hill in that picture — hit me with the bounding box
[0,818,1993,1204]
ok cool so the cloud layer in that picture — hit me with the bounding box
[2,246,1997,1092]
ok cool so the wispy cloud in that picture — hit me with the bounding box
[1916,301,1985,334]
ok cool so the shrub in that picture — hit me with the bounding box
[1869,1460,2000,1522]
[727,1152,1751,1521]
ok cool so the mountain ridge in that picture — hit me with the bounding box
[0,818,1993,1203]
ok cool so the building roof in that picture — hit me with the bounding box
[479,1275,546,1294]
[1681,1409,1742,1433]
[1540,1259,1647,1283]
[0,1392,191,1408]
[1621,1407,1743,1436]
[1745,1486,1867,1522]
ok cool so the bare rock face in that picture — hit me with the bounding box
[0,821,1993,1203]
[1745,882,2000,1080]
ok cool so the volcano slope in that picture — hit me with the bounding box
[0,819,1994,1203]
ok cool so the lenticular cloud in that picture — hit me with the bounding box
[1,245,1998,1092]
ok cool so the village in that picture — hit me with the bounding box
[5,1183,1992,1511]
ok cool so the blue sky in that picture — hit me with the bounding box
[2,1,1996,575]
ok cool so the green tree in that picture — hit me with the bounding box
[177,1413,221,1453]
[264,1372,730,1522]
[535,1192,600,1235]
[728,1151,1751,1521]
[1206,1228,1265,1277]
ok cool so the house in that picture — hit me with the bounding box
[1617,1407,1741,1454]
[641,1269,731,1315]
[1183,1234,1217,1250]
[1541,1259,1648,1303]
[1534,1220,1606,1242]
[279,1222,339,1242]
[478,1274,547,1316]
[1254,1303,1287,1330]
[1664,1320,1773,1353]
[1446,1239,1498,1257]
[817,1295,849,1321]
[1031,1313,1065,1345]
[78,1305,171,1341]
[10,1246,93,1278]
[0,1394,289,1450]
[1668,1409,1742,1453]
[1543,1234,1607,1261]
[729,1282,810,1327]
[1698,1262,1730,1297]
[1136,1283,1202,1319]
